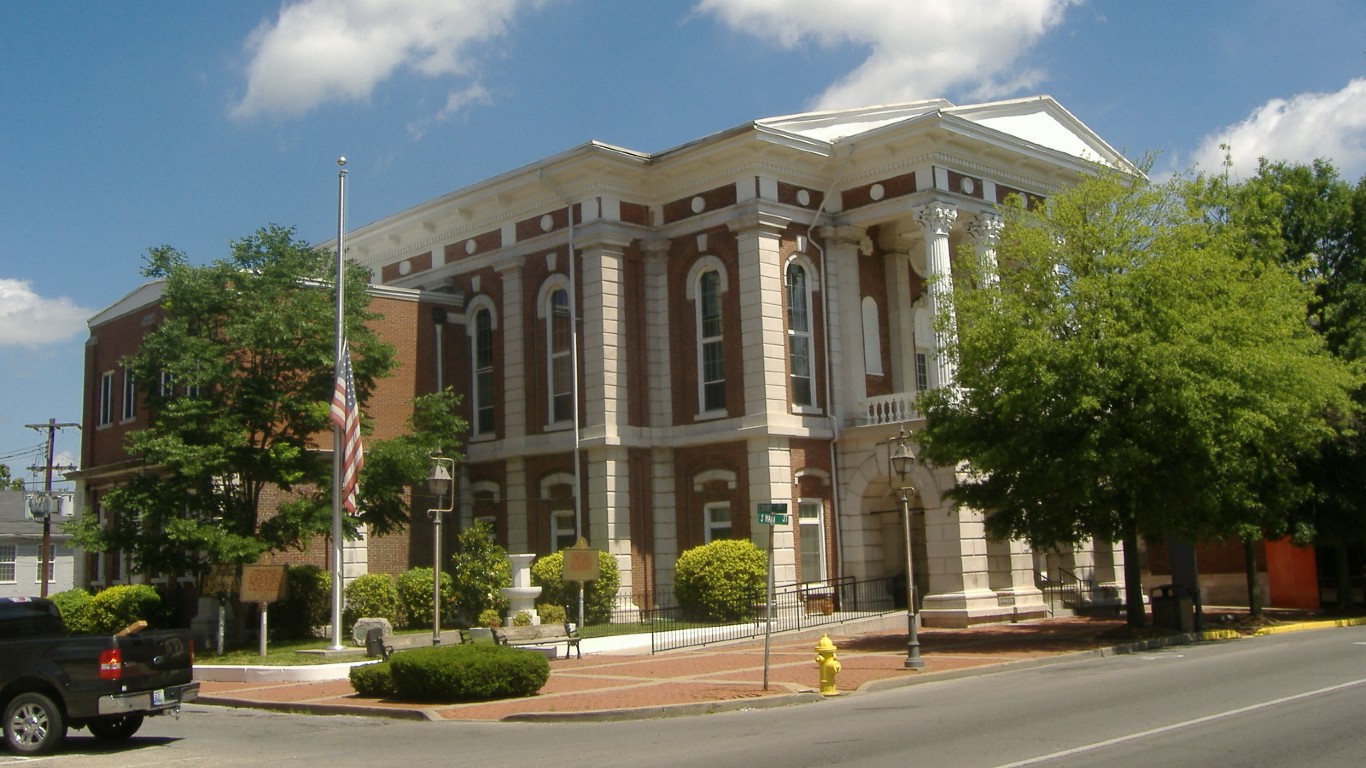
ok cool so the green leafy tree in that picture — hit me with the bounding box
[448,521,510,624]
[917,167,1358,626]
[66,225,395,586]
[1235,159,1366,609]
[0,464,26,491]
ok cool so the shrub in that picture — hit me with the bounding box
[512,610,533,627]
[349,660,396,698]
[83,584,167,634]
[386,644,549,702]
[275,565,330,640]
[477,608,502,628]
[537,603,567,625]
[395,567,454,630]
[342,573,399,631]
[449,521,510,624]
[531,549,620,625]
[674,539,767,621]
[51,589,94,634]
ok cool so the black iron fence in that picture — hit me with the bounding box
[577,576,898,653]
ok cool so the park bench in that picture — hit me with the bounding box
[491,621,581,659]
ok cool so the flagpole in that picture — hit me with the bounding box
[330,156,348,651]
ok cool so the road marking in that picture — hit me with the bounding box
[991,677,1366,768]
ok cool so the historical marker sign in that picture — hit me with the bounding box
[562,537,600,582]
[240,564,289,604]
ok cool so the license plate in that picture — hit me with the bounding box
[152,689,165,706]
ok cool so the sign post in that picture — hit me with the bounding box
[241,565,289,657]
[755,503,787,690]
[562,538,599,629]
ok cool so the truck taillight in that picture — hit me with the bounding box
[98,648,123,680]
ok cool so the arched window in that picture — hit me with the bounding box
[471,306,494,436]
[786,261,813,407]
[547,287,573,424]
[697,269,725,413]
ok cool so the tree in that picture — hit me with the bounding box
[68,225,402,585]
[1236,159,1366,609]
[448,521,511,624]
[917,167,1358,626]
[0,465,26,491]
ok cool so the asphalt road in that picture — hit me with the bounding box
[15,624,1366,768]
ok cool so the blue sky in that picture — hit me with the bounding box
[2,0,1364,488]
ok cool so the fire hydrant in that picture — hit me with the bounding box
[815,633,841,696]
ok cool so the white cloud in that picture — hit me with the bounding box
[0,279,91,348]
[231,0,544,120]
[1191,79,1366,181]
[407,83,494,141]
[694,0,1079,110]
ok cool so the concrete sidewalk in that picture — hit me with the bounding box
[193,614,1160,722]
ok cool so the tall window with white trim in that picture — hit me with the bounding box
[472,307,494,435]
[697,269,725,413]
[786,262,813,407]
[0,545,15,583]
[548,288,573,424]
[704,502,732,542]
[551,508,577,552]
[121,367,137,421]
[798,499,826,584]
[97,371,115,427]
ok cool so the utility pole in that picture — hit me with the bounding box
[27,419,79,597]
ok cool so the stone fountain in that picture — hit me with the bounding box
[500,553,542,625]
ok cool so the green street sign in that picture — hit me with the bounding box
[757,502,789,525]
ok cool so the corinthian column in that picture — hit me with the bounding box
[912,203,958,389]
[965,214,1003,288]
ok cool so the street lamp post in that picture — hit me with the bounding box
[425,454,455,646]
[889,426,924,670]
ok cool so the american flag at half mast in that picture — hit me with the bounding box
[329,342,363,513]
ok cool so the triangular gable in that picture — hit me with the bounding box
[945,96,1132,170]
[757,100,952,143]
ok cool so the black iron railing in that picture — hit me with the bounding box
[577,576,898,653]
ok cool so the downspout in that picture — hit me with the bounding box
[539,170,585,624]
[805,142,853,581]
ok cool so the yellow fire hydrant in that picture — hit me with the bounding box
[815,633,841,697]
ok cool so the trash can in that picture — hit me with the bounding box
[1150,584,1194,632]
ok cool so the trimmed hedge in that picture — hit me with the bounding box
[82,584,167,634]
[380,644,549,702]
[395,567,454,630]
[275,565,330,640]
[343,573,399,631]
[674,539,767,621]
[349,659,397,698]
[51,589,95,634]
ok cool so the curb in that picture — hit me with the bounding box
[1252,616,1366,636]
[501,692,825,722]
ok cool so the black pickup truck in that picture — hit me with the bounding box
[0,596,199,755]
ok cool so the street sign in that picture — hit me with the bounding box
[756,502,789,525]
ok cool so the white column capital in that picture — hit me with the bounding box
[965,213,1003,245]
[912,203,958,237]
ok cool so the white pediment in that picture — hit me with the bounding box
[755,95,1130,170]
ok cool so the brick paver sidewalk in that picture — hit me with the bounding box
[197,616,1133,721]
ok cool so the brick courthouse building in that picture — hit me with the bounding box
[78,97,1133,627]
